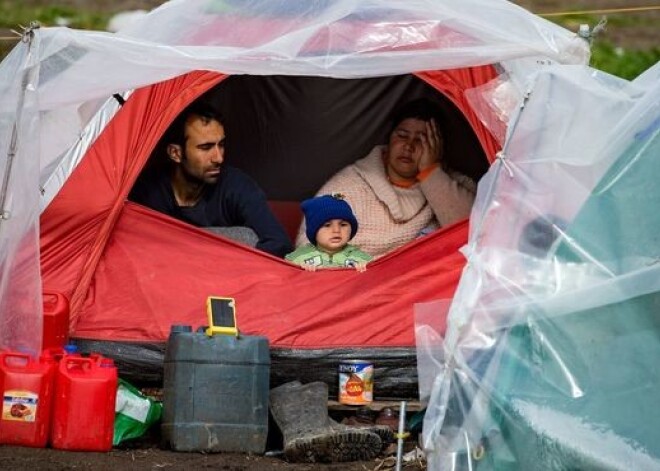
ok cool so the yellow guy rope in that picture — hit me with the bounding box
[539,5,660,17]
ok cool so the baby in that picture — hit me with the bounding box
[286,194,372,271]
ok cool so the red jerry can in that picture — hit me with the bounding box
[51,356,117,451]
[0,352,56,447]
[42,291,69,351]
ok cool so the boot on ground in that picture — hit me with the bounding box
[270,381,382,463]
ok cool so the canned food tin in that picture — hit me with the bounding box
[338,360,373,405]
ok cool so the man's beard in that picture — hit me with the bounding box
[180,151,220,186]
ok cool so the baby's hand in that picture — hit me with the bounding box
[354,262,367,273]
[302,263,317,272]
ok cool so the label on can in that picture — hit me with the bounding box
[338,361,373,405]
[2,390,38,422]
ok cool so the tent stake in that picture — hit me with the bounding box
[395,401,407,471]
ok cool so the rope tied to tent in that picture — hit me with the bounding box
[577,17,608,43]
[495,151,514,178]
[539,5,660,17]
[0,21,40,45]
[13,22,40,44]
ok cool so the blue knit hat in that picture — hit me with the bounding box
[301,194,358,245]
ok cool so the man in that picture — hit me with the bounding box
[129,102,292,258]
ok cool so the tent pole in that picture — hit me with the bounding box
[0,120,19,222]
[0,23,39,227]
[467,85,533,248]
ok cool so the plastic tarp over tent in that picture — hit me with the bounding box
[418,63,660,469]
[10,0,652,461]
[0,0,586,350]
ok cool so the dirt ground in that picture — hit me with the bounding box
[0,429,424,471]
[0,446,365,471]
[0,0,657,470]
[0,444,421,471]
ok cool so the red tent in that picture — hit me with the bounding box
[40,67,498,397]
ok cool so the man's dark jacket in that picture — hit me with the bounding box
[129,165,292,258]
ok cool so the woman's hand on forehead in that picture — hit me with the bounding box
[417,119,442,170]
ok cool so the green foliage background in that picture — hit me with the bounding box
[0,3,108,30]
[554,12,659,79]
[591,42,659,79]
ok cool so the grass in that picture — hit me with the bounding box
[549,12,659,80]
[591,41,660,80]
[0,3,657,79]
[0,3,110,30]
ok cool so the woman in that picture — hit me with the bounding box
[297,98,476,258]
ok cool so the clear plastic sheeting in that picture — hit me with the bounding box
[1,0,657,465]
[24,0,588,221]
[0,30,43,356]
[116,0,588,67]
[464,74,519,147]
[419,62,660,470]
[414,299,451,404]
[33,0,589,111]
[0,0,588,360]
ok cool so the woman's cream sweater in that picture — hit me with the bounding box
[296,146,476,258]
